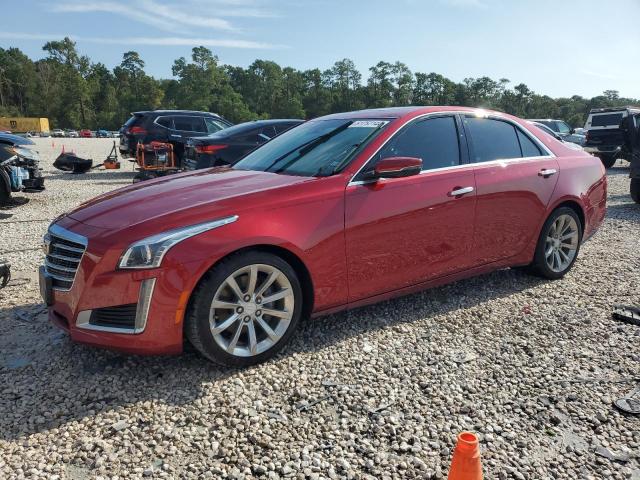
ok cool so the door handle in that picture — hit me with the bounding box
[449,186,474,197]
[538,168,557,178]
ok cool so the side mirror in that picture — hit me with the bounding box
[366,157,423,180]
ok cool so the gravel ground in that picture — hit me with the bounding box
[0,139,639,479]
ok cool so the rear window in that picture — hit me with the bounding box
[590,113,623,127]
[123,115,141,128]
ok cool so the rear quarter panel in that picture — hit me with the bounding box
[549,153,607,240]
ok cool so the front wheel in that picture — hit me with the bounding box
[528,207,582,279]
[631,178,640,204]
[185,251,303,367]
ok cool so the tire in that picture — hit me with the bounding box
[528,207,583,280]
[185,251,304,367]
[599,154,616,169]
[631,178,640,204]
[0,168,11,206]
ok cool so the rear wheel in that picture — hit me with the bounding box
[528,207,582,279]
[631,178,640,204]
[185,251,303,367]
[599,154,616,169]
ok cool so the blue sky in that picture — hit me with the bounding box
[2,0,639,99]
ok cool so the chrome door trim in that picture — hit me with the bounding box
[449,186,474,196]
[347,110,556,187]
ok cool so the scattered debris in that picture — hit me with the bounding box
[297,394,331,412]
[453,351,478,364]
[368,401,396,415]
[612,304,640,326]
[613,387,640,415]
[53,152,93,174]
[103,141,121,169]
[362,343,373,353]
[595,446,632,463]
[111,420,128,432]
[0,258,10,288]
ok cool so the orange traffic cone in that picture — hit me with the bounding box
[448,432,483,480]
[61,145,65,154]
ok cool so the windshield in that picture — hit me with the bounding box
[234,119,389,177]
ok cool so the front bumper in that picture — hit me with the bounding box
[42,220,208,356]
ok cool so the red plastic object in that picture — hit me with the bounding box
[448,432,483,480]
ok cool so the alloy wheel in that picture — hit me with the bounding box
[544,214,579,273]
[209,264,294,357]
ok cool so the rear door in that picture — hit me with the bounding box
[463,115,559,265]
[345,115,477,301]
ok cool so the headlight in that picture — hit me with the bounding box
[12,147,40,161]
[118,215,238,269]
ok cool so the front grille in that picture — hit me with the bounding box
[90,304,137,329]
[45,228,87,290]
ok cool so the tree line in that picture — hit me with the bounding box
[0,37,637,130]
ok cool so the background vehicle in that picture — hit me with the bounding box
[52,129,65,137]
[42,107,606,367]
[79,129,92,138]
[531,122,584,151]
[119,110,233,166]
[67,130,79,138]
[96,129,112,138]
[584,106,640,168]
[0,133,45,205]
[184,119,303,170]
[527,118,585,146]
[0,117,50,135]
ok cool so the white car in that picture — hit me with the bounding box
[67,130,79,138]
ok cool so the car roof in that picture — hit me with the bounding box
[0,132,35,145]
[193,119,304,140]
[589,106,640,114]
[318,106,504,121]
[133,110,224,117]
[527,118,562,122]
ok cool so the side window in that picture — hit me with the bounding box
[465,117,521,162]
[260,126,277,141]
[173,116,206,133]
[377,116,460,170]
[205,117,225,133]
[156,116,172,129]
[517,129,544,157]
[556,121,571,135]
[275,122,297,134]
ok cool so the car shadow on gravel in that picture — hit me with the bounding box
[0,268,546,441]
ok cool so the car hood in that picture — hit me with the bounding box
[66,168,312,230]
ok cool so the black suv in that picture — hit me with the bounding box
[584,106,640,168]
[119,110,233,166]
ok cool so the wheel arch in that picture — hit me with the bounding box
[549,199,586,235]
[182,244,315,333]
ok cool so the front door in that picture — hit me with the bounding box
[345,115,477,302]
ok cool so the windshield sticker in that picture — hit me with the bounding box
[348,120,389,128]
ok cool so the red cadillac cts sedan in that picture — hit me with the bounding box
[40,107,607,366]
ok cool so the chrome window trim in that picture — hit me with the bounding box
[76,278,156,334]
[347,110,555,186]
[348,154,555,186]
